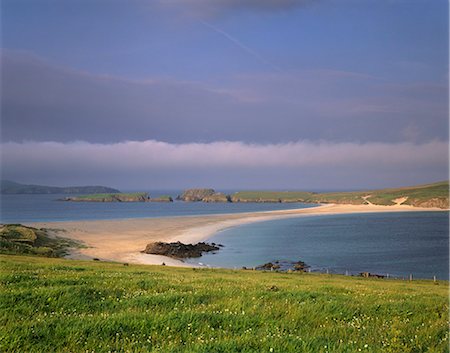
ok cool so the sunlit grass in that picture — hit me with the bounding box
[0,255,448,352]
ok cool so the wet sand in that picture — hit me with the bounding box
[29,203,447,267]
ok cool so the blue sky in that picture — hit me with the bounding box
[1,0,448,189]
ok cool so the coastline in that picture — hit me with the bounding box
[29,203,448,267]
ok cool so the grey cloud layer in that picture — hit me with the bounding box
[2,140,447,189]
[2,51,447,144]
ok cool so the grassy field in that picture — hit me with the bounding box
[1,255,448,352]
[231,181,449,208]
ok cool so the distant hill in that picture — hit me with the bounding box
[0,180,121,195]
[232,181,449,209]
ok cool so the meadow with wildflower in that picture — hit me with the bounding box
[0,255,448,352]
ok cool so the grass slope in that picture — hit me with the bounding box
[1,255,448,352]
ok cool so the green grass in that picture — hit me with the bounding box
[0,255,448,352]
[150,195,173,201]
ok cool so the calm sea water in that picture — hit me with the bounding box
[0,193,315,223]
[2,195,448,280]
[186,212,449,280]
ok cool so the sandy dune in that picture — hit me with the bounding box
[29,203,447,267]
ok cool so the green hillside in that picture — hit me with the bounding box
[0,255,448,352]
[231,181,449,208]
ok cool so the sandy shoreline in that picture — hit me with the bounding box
[29,203,447,267]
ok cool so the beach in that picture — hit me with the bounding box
[28,203,447,267]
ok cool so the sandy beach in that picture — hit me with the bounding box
[29,203,447,267]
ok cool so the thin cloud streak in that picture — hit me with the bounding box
[200,21,282,72]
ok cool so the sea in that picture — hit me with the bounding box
[1,192,448,280]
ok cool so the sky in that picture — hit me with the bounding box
[1,0,448,190]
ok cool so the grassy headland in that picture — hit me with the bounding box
[0,225,82,257]
[0,255,448,352]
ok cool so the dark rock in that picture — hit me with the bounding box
[142,241,221,258]
[255,259,309,272]
[255,262,281,271]
[293,260,308,271]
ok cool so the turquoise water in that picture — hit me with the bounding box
[0,193,316,223]
[186,212,449,280]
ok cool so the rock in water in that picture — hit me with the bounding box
[142,241,221,258]
[255,262,281,271]
[255,260,309,272]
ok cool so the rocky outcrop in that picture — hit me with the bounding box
[256,262,281,270]
[177,189,230,202]
[142,241,222,258]
[177,189,215,201]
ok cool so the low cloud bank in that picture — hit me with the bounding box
[1,140,448,189]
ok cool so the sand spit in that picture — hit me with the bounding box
[29,203,447,267]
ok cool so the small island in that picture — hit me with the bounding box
[62,193,173,202]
